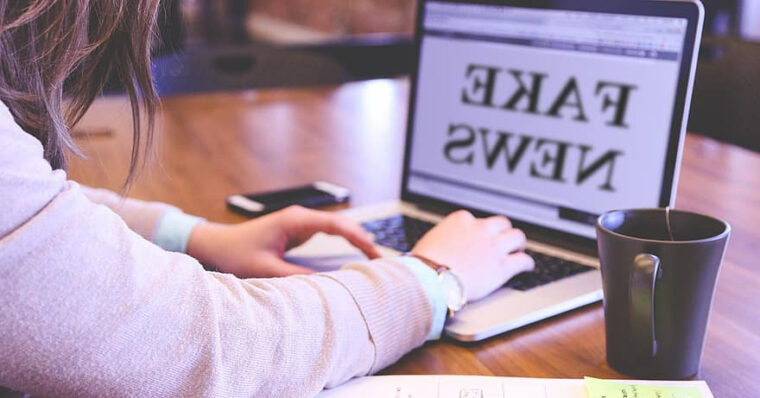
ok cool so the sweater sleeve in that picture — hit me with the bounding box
[78,186,177,243]
[80,186,203,253]
[0,104,433,397]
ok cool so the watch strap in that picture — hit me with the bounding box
[405,253,450,275]
[405,253,467,317]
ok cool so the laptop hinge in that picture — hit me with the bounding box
[414,201,460,217]
[518,223,599,258]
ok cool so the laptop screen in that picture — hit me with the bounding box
[406,1,690,239]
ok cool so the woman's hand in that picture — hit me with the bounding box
[187,206,380,278]
[412,210,535,301]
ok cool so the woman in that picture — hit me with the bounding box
[0,1,534,397]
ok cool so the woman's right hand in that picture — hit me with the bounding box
[411,210,535,302]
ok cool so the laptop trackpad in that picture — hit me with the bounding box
[285,233,369,273]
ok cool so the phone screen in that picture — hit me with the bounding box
[245,186,336,207]
[227,183,350,217]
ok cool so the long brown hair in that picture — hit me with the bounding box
[0,0,161,185]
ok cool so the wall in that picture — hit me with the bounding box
[248,0,417,36]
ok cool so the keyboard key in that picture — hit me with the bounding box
[504,249,594,291]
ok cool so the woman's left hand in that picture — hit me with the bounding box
[186,206,380,278]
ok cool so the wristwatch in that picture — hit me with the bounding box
[407,253,467,318]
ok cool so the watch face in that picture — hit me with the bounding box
[440,271,466,312]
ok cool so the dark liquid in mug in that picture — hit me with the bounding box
[602,210,727,242]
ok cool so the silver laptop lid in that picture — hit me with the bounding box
[401,0,703,242]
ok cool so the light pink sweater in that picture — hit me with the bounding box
[0,101,433,397]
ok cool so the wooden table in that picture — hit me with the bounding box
[70,78,760,398]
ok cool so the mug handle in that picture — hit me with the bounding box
[631,253,662,357]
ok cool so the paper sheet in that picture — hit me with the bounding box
[316,375,714,398]
[585,377,704,398]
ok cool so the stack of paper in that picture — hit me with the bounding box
[317,375,713,398]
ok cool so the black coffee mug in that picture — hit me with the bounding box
[596,208,730,379]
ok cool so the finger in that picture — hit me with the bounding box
[322,215,382,259]
[262,256,316,278]
[449,209,474,222]
[501,252,535,279]
[288,209,381,259]
[481,216,512,233]
[496,229,527,254]
[279,206,341,244]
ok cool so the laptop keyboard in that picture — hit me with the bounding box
[505,249,594,291]
[362,215,595,291]
[362,215,435,253]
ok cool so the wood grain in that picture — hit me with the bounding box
[69,78,760,398]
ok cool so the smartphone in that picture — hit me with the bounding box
[226,181,350,217]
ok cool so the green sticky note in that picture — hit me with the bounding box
[585,377,703,398]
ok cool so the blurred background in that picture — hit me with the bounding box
[150,0,760,152]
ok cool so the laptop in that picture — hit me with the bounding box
[288,0,704,342]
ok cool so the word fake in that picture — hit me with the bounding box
[440,64,637,192]
[461,65,637,128]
